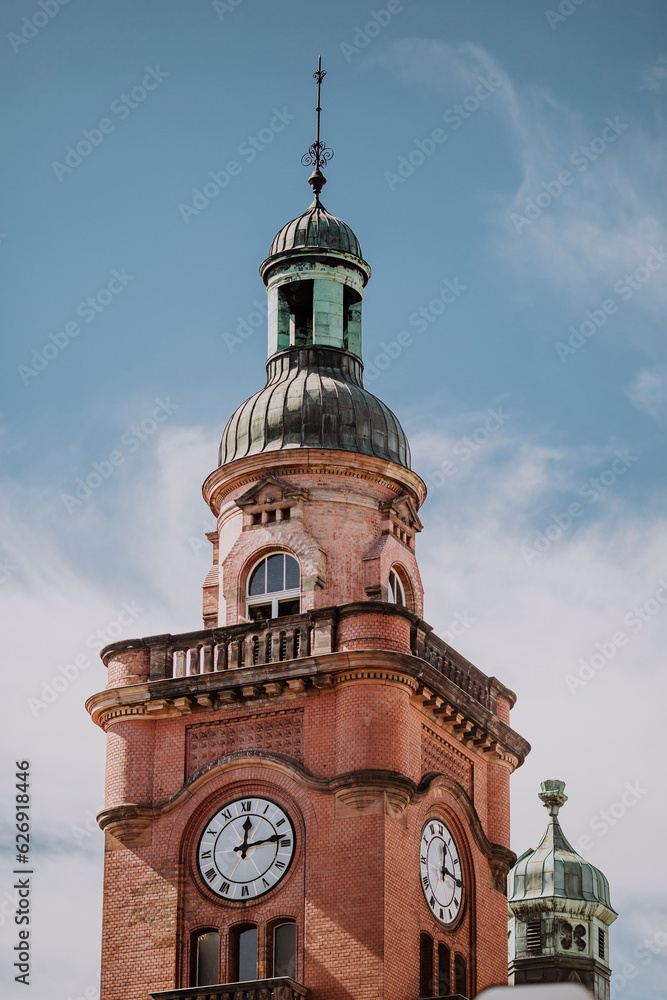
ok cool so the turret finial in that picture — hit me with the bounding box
[539,779,568,817]
[301,55,334,201]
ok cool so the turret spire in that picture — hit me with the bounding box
[301,55,334,201]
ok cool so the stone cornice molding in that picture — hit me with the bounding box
[203,448,427,516]
[86,648,529,767]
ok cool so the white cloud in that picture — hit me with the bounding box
[376,38,667,329]
[625,366,667,419]
[641,55,667,92]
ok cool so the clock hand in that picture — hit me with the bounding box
[233,817,254,859]
[243,833,281,850]
[443,867,463,887]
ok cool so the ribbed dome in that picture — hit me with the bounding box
[219,346,410,469]
[269,200,363,259]
[508,816,615,912]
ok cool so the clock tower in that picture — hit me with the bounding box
[87,63,530,1000]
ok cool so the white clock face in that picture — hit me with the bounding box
[420,818,464,925]
[197,796,295,901]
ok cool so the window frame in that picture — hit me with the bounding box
[230,923,258,983]
[388,566,406,607]
[270,919,297,980]
[245,552,301,622]
[191,928,219,988]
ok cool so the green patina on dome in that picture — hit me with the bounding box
[269,200,363,259]
[507,780,616,912]
[218,346,411,469]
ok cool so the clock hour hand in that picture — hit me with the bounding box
[233,817,254,859]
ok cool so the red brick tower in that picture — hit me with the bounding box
[87,66,529,1000]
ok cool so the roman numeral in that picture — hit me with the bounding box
[220,881,230,895]
[437,824,443,836]
[200,850,212,859]
[206,829,217,835]
[276,818,286,827]
[429,894,435,907]
[422,876,429,890]
[420,855,426,865]
[241,800,252,812]
[429,824,435,836]
[263,803,270,814]
[280,839,291,848]
[262,878,270,888]
[439,908,444,920]
[275,860,286,870]
[241,885,249,897]
[221,809,231,821]
[204,868,216,882]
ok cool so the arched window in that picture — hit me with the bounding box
[246,553,300,622]
[272,921,297,979]
[232,924,258,982]
[388,567,406,606]
[419,933,433,998]
[454,953,467,996]
[193,930,219,987]
[437,942,451,996]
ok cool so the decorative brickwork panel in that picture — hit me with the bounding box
[421,724,473,796]
[186,709,303,777]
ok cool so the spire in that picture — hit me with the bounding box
[538,778,568,817]
[301,55,334,202]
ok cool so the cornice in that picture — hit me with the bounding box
[202,448,427,516]
[86,647,529,767]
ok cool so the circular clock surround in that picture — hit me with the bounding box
[419,817,464,926]
[197,795,295,902]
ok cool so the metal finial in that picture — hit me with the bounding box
[539,779,568,817]
[301,55,334,200]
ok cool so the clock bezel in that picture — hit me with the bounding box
[195,794,296,905]
[419,815,466,929]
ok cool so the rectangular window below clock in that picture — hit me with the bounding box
[233,925,257,982]
[194,931,218,987]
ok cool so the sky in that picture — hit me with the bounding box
[1,0,666,997]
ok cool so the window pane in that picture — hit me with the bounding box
[266,553,284,593]
[437,943,450,996]
[278,598,300,617]
[248,561,266,596]
[419,934,433,997]
[284,555,300,590]
[196,931,219,987]
[273,922,296,979]
[388,574,395,603]
[237,927,257,982]
[248,603,272,622]
[454,953,467,995]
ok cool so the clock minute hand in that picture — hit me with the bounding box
[245,833,281,850]
[443,866,463,887]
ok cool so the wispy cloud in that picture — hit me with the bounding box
[625,366,667,419]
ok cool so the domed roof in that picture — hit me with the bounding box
[269,200,363,259]
[219,346,410,469]
[508,780,615,913]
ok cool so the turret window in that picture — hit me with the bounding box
[246,553,300,621]
[598,926,605,959]
[526,918,542,952]
[388,568,406,606]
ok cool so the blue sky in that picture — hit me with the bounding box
[1,1,666,997]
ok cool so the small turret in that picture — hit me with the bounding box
[507,780,617,998]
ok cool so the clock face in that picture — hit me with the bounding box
[197,796,295,901]
[419,818,464,925]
